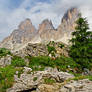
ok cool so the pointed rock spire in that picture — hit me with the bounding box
[38,19,54,34]
[18,18,33,30]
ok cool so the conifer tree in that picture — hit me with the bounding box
[69,17,92,69]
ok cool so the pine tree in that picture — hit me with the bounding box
[69,17,92,69]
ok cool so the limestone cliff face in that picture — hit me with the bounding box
[0,8,80,51]
[56,8,80,43]
[38,19,54,34]
[11,18,36,44]
[0,19,36,50]
[38,8,80,43]
[38,19,56,42]
[31,19,56,43]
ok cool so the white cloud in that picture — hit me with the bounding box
[0,0,92,41]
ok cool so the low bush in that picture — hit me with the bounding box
[28,55,79,72]
[54,56,78,71]
[47,46,56,54]
[0,66,24,92]
[0,48,11,57]
[28,56,54,71]
[0,66,16,92]
[11,56,26,67]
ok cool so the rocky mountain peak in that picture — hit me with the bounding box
[62,7,79,23]
[0,18,37,50]
[18,18,33,30]
[41,19,53,26]
[57,7,80,32]
[56,7,80,44]
[38,19,54,34]
[0,8,80,51]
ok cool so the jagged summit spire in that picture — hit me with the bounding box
[41,19,54,29]
[62,7,79,22]
[18,18,33,30]
[38,19,54,34]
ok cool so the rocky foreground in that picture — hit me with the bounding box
[0,42,92,92]
[7,67,92,92]
[0,41,92,92]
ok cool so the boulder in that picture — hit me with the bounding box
[0,55,12,67]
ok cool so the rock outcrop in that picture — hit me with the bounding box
[37,79,92,92]
[14,42,69,58]
[0,55,12,67]
[0,8,80,51]
[7,67,92,92]
[7,67,74,92]
[60,79,92,92]
[38,19,54,34]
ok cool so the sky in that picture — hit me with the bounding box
[0,0,92,41]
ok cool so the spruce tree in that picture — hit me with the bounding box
[69,17,92,69]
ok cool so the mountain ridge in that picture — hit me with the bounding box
[0,7,80,51]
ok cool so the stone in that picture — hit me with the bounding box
[64,84,75,92]
[7,67,92,92]
[60,79,92,92]
[37,84,58,92]
[0,55,12,67]
[38,19,54,34]
[7,67,74,92]
[23,67,32,73]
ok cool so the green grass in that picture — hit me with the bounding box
[27,55,79,72]
[47,45,56,54]
[0,66,16,92]
[71,75,92,81]
[0,66,24,92]
[54,56,79,71]
[0,48,11,58]
[28,56,54,71]
[86,75,92,81]
[11,56,26,67]
[44,78,56,84]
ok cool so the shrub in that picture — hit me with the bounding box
[0,48,11,57]
[0,66,16,92]
[47,46,56,54]
[28,56,54,71]
[28,55,79,72]
[11,56,26,67]
[0,66,25,92]
[54,56,79,71]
